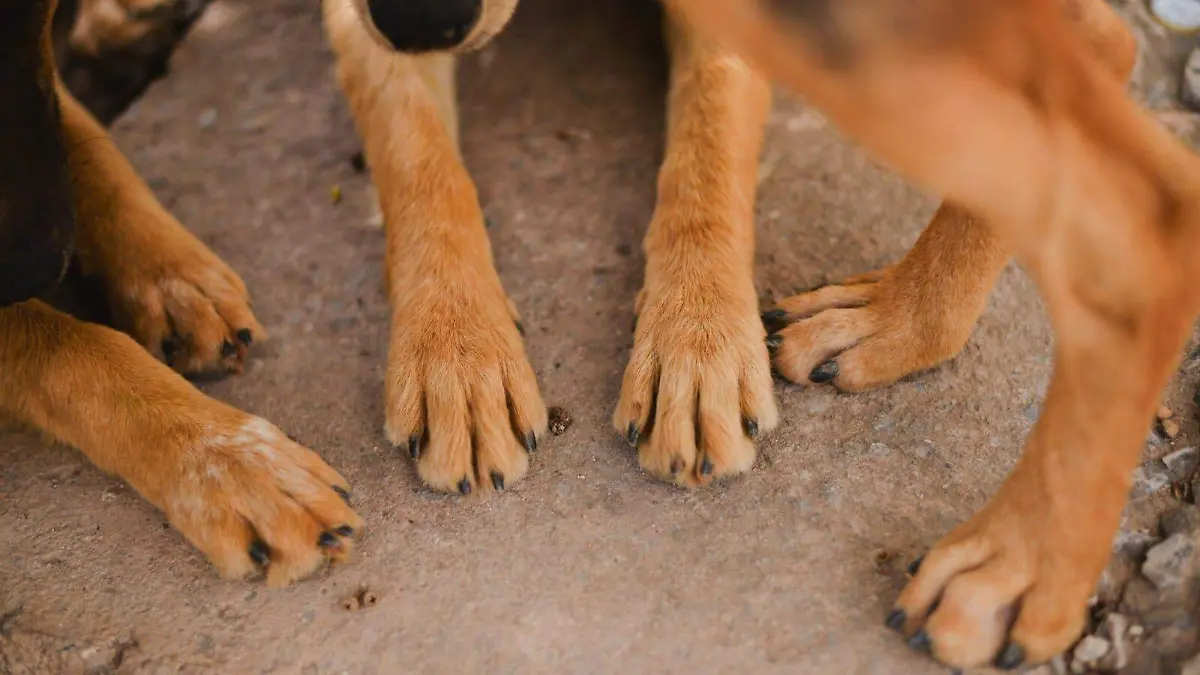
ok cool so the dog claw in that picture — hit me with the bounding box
[885,608,906,633]
[249,540,270,567]
[995,643,1025,670]
[458,477,472,495]
[810,360,839,383]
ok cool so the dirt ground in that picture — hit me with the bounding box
[4,1,1200,673]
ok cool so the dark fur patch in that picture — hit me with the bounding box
[0,0,76,307]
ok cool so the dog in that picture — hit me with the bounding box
[3,0,1169,669]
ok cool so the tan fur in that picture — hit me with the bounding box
[667,0,1193,668]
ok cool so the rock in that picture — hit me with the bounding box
[1114,530,1162,558]
[1158,405,1174,420]
[1142,533,1198,590]
[547,406,572,436]
[1162,446,1198,480]
[197,107,217,128]
[1131,462,1171,497]
[1152,0,1200,32]
[1072,635,1110,667]
[1099,612,1133,670]
[1161,504,1200,536]
[1161,418,1182,439]
[868,442,892,457]
[1184,47,1200,111]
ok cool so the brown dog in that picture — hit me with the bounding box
[666,0,1192,670]
[1,0,362,587]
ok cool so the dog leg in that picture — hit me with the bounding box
[324,0,545,494]
[670,0,1200,666]
[764,0,1138,391]
[612,17,777,486]
[58,83,265,376]
[0,301,362,584]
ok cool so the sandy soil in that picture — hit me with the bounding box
[3,1,1199,673]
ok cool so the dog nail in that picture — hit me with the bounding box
[349,151,365,172]
[515,321,525,336]
[766,334,784,349]
[995,643,1025,670]
[485,216,495,229]
[525,432,537,453]
[745,418,759,438]
[236,328,253,346]
[626,422,639,447]
[907,555,924,576]
[162,339,180,360]
[885,609,906,633]
[906,629,931,655]
[318,532,339,549]
[334,525,355,537]
[249,541,270,566]
[670,458,684,475]
[810,361,839,383]
[631,316,638,334]
[700,457,713,476]
[491,472,505,491]
[408,435,421,461]
[221,340,237,358]
[458,478,472,495]
[761,309,789,329]
[332,485,351,504]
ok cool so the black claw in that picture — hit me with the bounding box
[995,643,1025,670]
[907,555,924,576]
[906,629,931,655]
[249,540,270,567]
[318,532,338,548]
[484,216,495,230]
[670,457,684,475]
[349,151,366,173]
[334,525,355,537]
[525,431,537,453]
[408,435,421,461]
[631,315,638,334]
[491,471,505,491]
[810,361,839,383]
[221,340,237,358]
[766,334,784,349]
[626,422,640,447]
[332,485,352,505]
[236,328,253,346]
[161,338,180,362]
[515,320,525,336]
[885,609,906,633]
[458,478,472,495]
[700,457,714,476]
[745,418,760,438]
[761,309,790,331]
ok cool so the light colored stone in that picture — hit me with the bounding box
[1131,463,1171,497]
[1184,48,1200,111]
[1163,447,1199,479]
[1143,533,1198,590]
[1072,635,1111,666]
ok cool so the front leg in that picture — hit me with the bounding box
[325,0,546,494]
[1,302,362,585]
[59,83,264,376]
[613,19,777,486]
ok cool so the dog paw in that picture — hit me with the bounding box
[383,278,546,494]
[161,416,363,586]
[763,264,980,391]
[614,276,778,487]
[69,0,208,58]
[97,222,264,377]
[886,473,1109,669]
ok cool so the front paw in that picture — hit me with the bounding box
[159,415,363,587]
[383,279,546,494]
[762,264,978,391]
[887,470,1113,669]
[614,278,778,487]
[101,223,264,377]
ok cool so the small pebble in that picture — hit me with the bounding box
[197,107,217,128]
[1185,48,1200,111]
[547,406,572,436]
[1072,635,1110,666]
[1142,533,1197,590]
[1163,446,1198,480]
[1161,418,1181,439]
[1159,405,1174,420]
[330,185,343,205]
